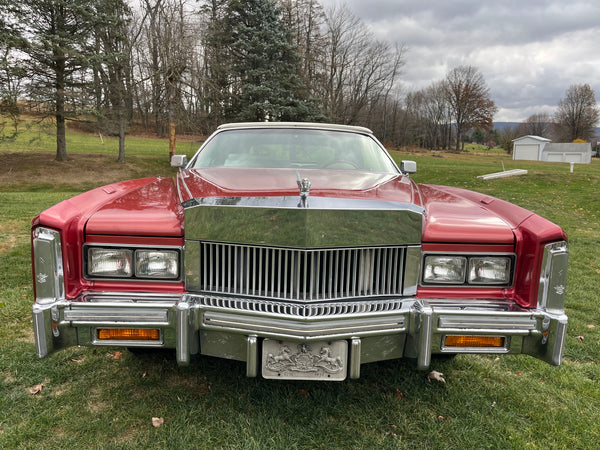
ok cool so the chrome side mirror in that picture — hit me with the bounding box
[401,160,417,175]
[170,154,188,169]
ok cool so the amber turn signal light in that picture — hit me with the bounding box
[444,335,505,348]
[97,328,160,341]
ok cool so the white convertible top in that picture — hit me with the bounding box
[216,122,373,135]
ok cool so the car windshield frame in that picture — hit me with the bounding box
[187,127,400,174]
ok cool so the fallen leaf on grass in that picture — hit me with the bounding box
[109,351,123,360]
[437,415,452,422]
[587,324,596,329]
[28,383,44,395]
[152,417,164,428]
[427,370,445,383]
[395,389,404,399]
[298,389,309,397]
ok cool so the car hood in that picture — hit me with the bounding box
[177,167,417,204]
[81,171,525,244]
[418,184,530,244]
[84,177,184,237]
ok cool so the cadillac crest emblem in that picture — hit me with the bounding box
[263,341,347,380]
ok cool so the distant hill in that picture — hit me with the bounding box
[494,122,600,138]
[493,122,520,131]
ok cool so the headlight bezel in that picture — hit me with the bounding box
[421,252,515,287]
[84,245,182,281]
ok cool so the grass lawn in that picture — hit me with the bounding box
[1,127,599,448]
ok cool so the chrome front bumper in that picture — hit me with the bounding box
[33,293,568,378]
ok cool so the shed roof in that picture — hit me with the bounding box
[512,135,552,143]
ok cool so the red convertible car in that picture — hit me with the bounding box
[31,122,568,380]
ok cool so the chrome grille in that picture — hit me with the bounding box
[186,243,408,301]
[192,295,408,318]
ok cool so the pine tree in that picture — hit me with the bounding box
[3,0,126,161]
[221,0,323,122]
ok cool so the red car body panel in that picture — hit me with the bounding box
[32,177,185,299]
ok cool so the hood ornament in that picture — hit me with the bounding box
[296,170,311,208]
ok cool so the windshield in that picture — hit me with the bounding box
[190,128,398,173]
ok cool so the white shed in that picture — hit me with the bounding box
[512,135,551,161]
[512,135,592,164]
[543,143,592,163]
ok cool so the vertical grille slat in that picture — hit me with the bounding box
[192,243,411,302]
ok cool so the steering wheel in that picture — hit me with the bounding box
[323,160,360,169]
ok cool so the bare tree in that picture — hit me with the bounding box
[405,81,452,149]
[0,32,25,140]
[445,65,497,151]
[517,112,552,138]
[554,83,599,142]
[132,0,196,157]
[92,0,133,162]
[498,124,519,154]
[319,5,405,125]
[280,0,327,90]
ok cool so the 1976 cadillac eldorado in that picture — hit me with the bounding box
[31,122,568,380]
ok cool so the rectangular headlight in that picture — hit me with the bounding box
[88,248,133,277]
[468,257,511,284]
[135,250,179,279]
[423,256,466,284]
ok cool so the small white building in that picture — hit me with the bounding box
[512,135,592,164]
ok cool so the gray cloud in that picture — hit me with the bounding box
[320,0,600,121]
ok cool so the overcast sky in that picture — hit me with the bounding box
[320,0,600,122]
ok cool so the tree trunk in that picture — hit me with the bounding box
[117,103,126,163]
[169,120,176,159]
[55,58,68,162]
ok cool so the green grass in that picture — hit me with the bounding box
[0,116,204,157]
[1,127,599,448]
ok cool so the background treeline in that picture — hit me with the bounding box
[0,0,597,160]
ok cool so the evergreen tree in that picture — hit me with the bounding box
[221,0,323,122]
[3,0,112,161]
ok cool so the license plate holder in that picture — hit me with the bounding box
[262,339,347,381]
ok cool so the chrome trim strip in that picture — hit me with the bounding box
[32,305,49,358]
[246,335,258,377]
[177,301,190,365]
[202,311,406,338]
[437,315,537,331]
[417,305,433,370]
[64,307,169,324]
[350,337,361,379]
[552,317,568,365]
